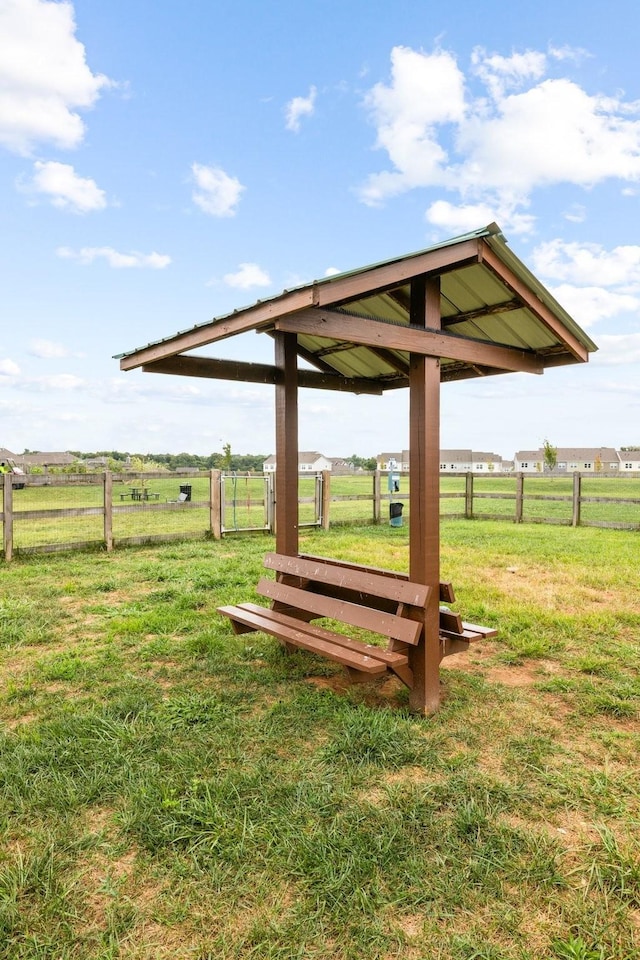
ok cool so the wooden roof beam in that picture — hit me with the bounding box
[276,309,544,375]
[479,240,589,362]
[119,287,316,371]
[141,354,386,394]
[315,237,482,306]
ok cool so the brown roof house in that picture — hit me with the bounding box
[514,447,619,473]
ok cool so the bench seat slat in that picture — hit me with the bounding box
[237,603,409,666]
[264,553,429,607]
[257,578,422,646]
[217,604,389,675]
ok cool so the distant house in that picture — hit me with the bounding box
[617,451,640,473]
[379,449,509,473]
[514,447,620,474]
[263,451,332,473]
[11,451,80,472]
[329,458,354,474]
[377,451,410,472]
[439,449,507,473]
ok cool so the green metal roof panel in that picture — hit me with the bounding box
[116,224,597,387]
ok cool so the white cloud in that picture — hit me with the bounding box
[57,246,171,268]
[324,267,341,277]
[562,204,587,224]
[18,160,107,213]
[470,47,547,99]
[29,338,71,358]
[0,0,113,155]
[360,47,466,205]
[549,284,640,328]
[223,262,271,289]
[285,86,317,132]
[17,373,85,391]
[426,199,497,234]
[191,163,244,216]
[532,239,640,287]
[596,332,640,365]
[359,45,640,225]
[0,358,20,376]
[425,198,536,236]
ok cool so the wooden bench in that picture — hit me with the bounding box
[218,553,497,687]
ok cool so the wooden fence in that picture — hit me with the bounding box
[1,470,639,559]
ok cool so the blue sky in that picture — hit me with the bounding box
[1,0,639,460]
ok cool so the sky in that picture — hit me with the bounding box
[1,0,640,461]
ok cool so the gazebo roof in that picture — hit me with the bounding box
[117,223,596,393]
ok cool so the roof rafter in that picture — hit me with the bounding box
[479,240,588,361]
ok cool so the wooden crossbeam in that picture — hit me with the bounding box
[275,309,544,375]
[141,354,385,395]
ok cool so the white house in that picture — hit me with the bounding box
[617,451,640,473]
[514,447,620,473]
[263,451,332,473]
[439,450,508,473]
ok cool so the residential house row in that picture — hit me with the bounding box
[3,445,640,476]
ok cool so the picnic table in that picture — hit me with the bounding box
[119,487,159,501]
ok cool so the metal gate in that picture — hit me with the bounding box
[220,473,272,533]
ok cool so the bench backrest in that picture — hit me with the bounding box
[261,553,431,646]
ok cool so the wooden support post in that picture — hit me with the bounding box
[274,331,299,557]
[3,472,13,562]
[104,471,113,552]
[465,471,473,519]
[210,469,222,539]
[408,275,441,715]
[321,470,331,530]
[572,472,582,527]
[373,470,381,524]
[515,472,524,523]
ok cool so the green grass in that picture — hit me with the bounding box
[1,522,639,957]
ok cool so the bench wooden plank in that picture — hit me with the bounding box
[236,603,409,667]
[256,578,422,646]
[264,553,429,607]
[439,607,464,634]
[461,621,498,639]
[299,552,455,603]
[217,604,388,675]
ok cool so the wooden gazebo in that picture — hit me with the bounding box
[118,224,596,713]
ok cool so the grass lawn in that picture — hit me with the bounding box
[1,521,639,959]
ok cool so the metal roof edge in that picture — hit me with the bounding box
[484,232,598,354]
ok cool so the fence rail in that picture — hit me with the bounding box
[1,470,639,559]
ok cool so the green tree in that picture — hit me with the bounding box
[542,439,557,472]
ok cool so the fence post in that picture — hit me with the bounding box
[210,469,222,539]
[465,472,473,519]
[103,471,113,551]
[2,473,12,561]
[373,470,381,524]
[515,472,524,523]
[321,470,331,530]
[572,472,582,527]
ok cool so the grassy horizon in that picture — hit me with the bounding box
[1,520,639,958]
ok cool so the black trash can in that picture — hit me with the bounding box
[389,502,403,527]
[179,484,192,502]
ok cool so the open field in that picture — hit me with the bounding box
[1,521,639,959]
[2,474,639,557]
